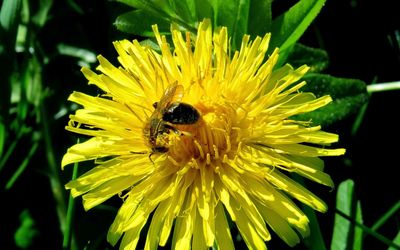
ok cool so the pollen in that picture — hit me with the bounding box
[168,103,238,167]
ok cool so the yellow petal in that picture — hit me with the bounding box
[215,202,234,250]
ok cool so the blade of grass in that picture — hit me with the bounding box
[0,121,5,158]
[335,209,400,249]
[331,180,364,250]
[32,0,53,28]
[351,102,368,136]
[40,103,67,233]
[63,158,79,249]
[353,201,363,250]
[66,0,83,15]
[41,103,78,250]
[0,0,21,31]
[0,126,29,173]
[270,0,326,65]
[389,231,400,250]
[5,140,39,189]
[57,44,97,64]
[371,201,400,232]
[331,179,354,250]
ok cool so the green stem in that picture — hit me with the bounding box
[41,104,66,222]
[335,209,400,249]
[371,201,400,232]
[0,126,28,173]
[367,81,400,93]
[63,159,79,249]
[40,104,79,249]
[351,102,369,136]
[5,140,39,189]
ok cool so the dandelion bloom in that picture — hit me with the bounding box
[62,20,345,249]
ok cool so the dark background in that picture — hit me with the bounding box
[1,0,399,249]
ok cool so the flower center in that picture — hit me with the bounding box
[167,103,239,166]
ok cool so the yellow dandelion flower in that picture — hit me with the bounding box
[62,19,345,249]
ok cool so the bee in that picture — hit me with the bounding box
[144,82,200,153]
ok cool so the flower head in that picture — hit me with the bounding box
[62,20,345,249]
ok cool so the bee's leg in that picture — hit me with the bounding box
[180,131,193,137]
[164,124,181,135]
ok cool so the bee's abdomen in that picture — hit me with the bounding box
[163,102,200,124]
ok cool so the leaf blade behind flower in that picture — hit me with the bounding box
[270,0,326,65]
[248,0,272,38]
[114,9,171,36]
[294,73,369,127]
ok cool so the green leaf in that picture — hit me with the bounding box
[331,179,364,250]
[66,0,84,15]
[169,0,195,25]
[331,179,354,250]
[351,102,368,136]
[117,0,174,17]
[372,201,400,233]
[115,9,171,36]
[209,0,236,34]
[209,0,250,50]
[57,43,97,64]
[0,0,21,31]
[294,73,369,127]
[248,0,272,38]
[63,156,79,249]
[287,43,329,72]
[193,0,213,22]
[15,209,39,249]
[353,201,364,250]
[233,0,250,49]
[0,0,21,120]
[0,120,4,158]
[140,39,161,52]
[388,231,400,250]
[6,140,39,190]
[24,55,43,108]
[117,0,146,8]
[32,0,53,28]
[270,0,326,65]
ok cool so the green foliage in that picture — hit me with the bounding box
[63,159,79,249]
[287,43,329,73]
[14,210,39,249]
[389,231,400,250]
[5,139,39,190]
[0,0,21,31]
[295,73,369,127]
[115,9,171,36]
[32,0,53,27]
[269,0,326,66]
[331,181,400,250]
[0,122,4,157]
[248,0,272,38]
[0,0,21,121]
[115,0,324,54]
[57,44,97,66]
[331,179,363,250]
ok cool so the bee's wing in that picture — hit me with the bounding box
[157,82,184,111]
[171,84,184,103]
